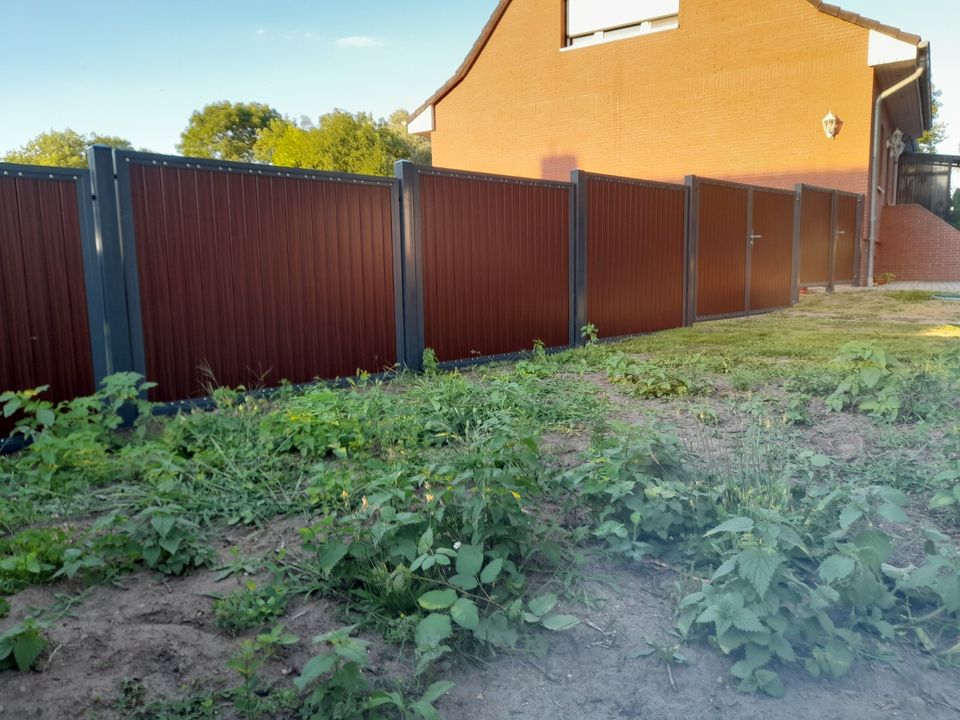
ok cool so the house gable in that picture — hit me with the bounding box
[409,0,926,134]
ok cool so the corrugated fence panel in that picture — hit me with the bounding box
[126,162,398,401]
[799,187,833,286]
[749,190,796,311]
[695,182,748,318]
[835,194,858,283]
[0,171,96,437]
[584,174,686,337]
[418,171,570,362]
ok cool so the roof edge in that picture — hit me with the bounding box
[409,0,926,127]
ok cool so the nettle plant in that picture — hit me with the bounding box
[2,373,155,485]
[825,342,955,422]
[603,352,695,399]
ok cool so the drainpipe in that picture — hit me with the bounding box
[867,64,926,287]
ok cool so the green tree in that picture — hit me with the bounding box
[917,86,947,153]
[388,109,432,166]
[949,187,960,229]
[3,129,134,168]
[178,101,281,162]
[254,109,430,176]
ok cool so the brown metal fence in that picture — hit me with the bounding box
[797,185,863,290]
[0,165,106,443]
[688,177,798,321]
[3,149,869,446]
[401,165,573,364]
[575,171,687,338]
[116,154,402,402]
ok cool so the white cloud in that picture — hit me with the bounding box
[335,35,384,48]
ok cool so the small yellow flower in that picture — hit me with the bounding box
[511,491,522,501]
[425,493,435,502]
[340,490,349,500]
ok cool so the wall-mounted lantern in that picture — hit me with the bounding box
[822,112,844,140]
[887,129,905,158]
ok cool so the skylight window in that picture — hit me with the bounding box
[565,0,679,48]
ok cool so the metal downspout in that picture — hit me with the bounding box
[867,64,926,287]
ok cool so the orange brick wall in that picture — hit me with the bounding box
[430,0,877,199]
[876,205,960,281]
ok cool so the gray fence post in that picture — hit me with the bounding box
[683,175,698,326]
[570,170,588,345]
[395,160,424,371]
[792,184,803,305]
[88,145,135,376]
[827,190,839,293]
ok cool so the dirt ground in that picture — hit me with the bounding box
[2,296,959,719]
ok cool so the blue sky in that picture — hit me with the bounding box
[1,1,957,155]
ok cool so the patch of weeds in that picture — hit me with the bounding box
[562,424,717,560]
[1,373,154,487]
[131,692,222,720]
[0,527,70,594]
[604,352,698,398]
[825,342,950,422]
[781,393,812,425]
[296,625,456,720]
[227,624,300,719]
[214,580,290,633]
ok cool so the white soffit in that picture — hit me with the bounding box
[567,0,680,37]
[408,105,435,135]
[868,29,917,67]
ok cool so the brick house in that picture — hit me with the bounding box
[409,0,960,282]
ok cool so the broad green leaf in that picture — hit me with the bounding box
[818,554,856,584]
[929,491,957,509]
[737,548,781,597]
[419,681,456,706]
[876,503,908,524]
[418,589,458,610]
[317,541,350,577]
[449,598,480,630]
[455,544,484,577]
[331,637,370,665]
[13,632,46,672]
[415,613,452,649]
[754,669,785,698]
[2,397,21,417]
[810,454,831,467]
[838,506,862,529]
[294,653,337,690]
[711,557,737,581]
[418,527,434,554]
[448,573,479,591]
[150,515,176,538]
[935,574,960,612]
[410,700,442,720]
[705,517,753,536]
[540,614,580,631]
[527,593,558,618]
[731,608,764,633]
[479,558,503,585]
[35,407,55,427]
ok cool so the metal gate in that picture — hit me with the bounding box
[797,184,863,292]
[687,177,797,323]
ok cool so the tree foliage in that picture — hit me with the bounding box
[2,129,134,168]
[177,101,281,162]
[253,108,430,176]
[917,86,948,153]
